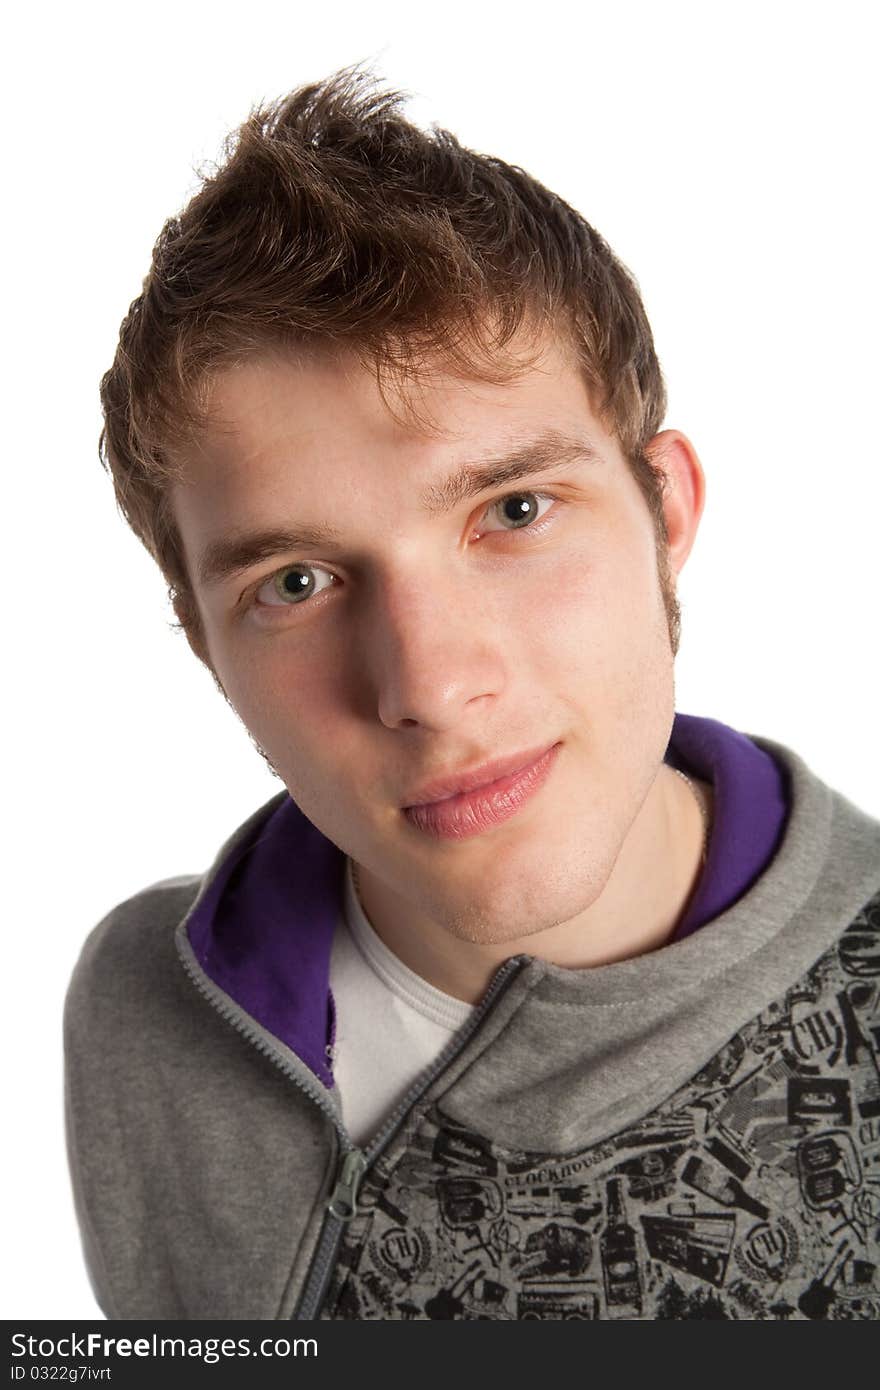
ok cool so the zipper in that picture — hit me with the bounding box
[293,1144,365,1321]
[176,922,345,1134]
[292,952,526,1320]
[175,917,526,1321]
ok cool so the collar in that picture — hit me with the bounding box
[182,712,790,1087]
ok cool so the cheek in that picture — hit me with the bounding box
[526,530,668,691]
[212,631,361,799]
[535,533,674,803]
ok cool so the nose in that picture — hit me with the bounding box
[360,567,509,732]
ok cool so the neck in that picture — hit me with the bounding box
[354,764,713,1005]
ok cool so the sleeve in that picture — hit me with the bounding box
[60,874,203,1321]
[62,1058,114,1319]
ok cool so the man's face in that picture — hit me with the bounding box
[171,335,686,946]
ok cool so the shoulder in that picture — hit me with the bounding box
[64,873,204,1061]
[67,873,200,987]
[65,790,288,1033]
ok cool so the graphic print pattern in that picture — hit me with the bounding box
[322,894,880,1318]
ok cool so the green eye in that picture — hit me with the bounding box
[274,568,314,602]
[486,491,555,532]
[495,493,542,528]
[255,565,335,608]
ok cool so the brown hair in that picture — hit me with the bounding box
[100,63,677,650]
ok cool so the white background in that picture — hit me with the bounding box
[3,0,877,1318]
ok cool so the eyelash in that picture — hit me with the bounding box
[248,490,562,618]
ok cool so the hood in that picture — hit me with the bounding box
[180,712,790,1089]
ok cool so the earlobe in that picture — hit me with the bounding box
[645,429,706,576]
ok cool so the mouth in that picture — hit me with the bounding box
[402,742,562,841]
[403,741,561,807]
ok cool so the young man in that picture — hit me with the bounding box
[65,67,880,1322]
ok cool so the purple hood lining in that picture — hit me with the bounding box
[185,712,789,1088]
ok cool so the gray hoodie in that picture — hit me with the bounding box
[64,719,880,1320]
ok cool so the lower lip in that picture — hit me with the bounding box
[403,743,562,840]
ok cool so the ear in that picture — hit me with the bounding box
[644,430,706,580]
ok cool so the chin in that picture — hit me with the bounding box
[435,859,609,949]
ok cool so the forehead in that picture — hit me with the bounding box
[170,334,617,555]
[212,327,609,450]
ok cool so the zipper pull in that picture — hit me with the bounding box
[327,1147,367,1222]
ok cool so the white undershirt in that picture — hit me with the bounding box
[328,856,474,1146]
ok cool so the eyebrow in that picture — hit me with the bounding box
[196,429,602,589]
